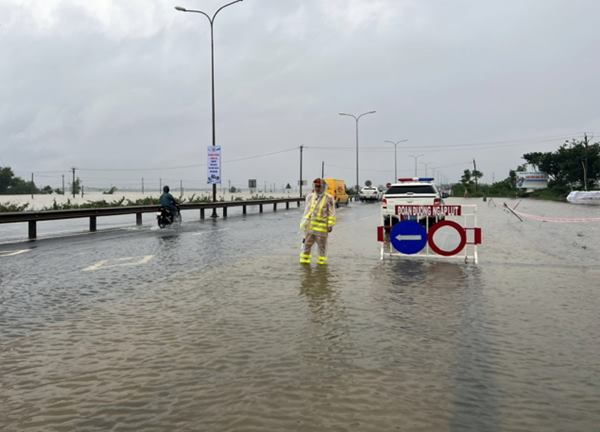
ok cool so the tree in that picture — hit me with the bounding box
[472,169,483,190]
[0,166,39,194]
[460,169,473,188]
[0,167,14,193]
[72,177,81,195]
[523,137,599,190]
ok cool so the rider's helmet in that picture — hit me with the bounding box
[163,185,170,193]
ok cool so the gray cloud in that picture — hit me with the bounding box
[1,0,599,190]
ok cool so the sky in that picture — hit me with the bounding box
[1,0,599,191]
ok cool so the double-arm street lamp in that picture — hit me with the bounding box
[338,111,376,195]
[384,139,408,181]
[420,161,430,177]
[175,0,243,217]
[409,154,424,177]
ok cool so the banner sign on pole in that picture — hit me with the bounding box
[207,146,221,184]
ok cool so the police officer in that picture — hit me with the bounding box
[299,178,336,265]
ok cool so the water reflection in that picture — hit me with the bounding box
[299,266,338,323]
[450,265,500,432]
[297,266,352,369]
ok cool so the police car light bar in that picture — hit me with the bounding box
[397,177,435,182]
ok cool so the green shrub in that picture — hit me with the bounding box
[0,202,29,212]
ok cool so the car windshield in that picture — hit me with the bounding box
[385,185,437,194]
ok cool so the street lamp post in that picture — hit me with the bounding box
[175,0,243,218]
[384,139,408,180]
[409,154,424,177]
[339,110,376,196]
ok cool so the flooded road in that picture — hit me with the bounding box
[1,198,599,431]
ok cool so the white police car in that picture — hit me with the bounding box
[381,177,444,229]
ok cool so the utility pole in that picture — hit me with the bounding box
[473,159,478,193]
[71,167,76,198]
[31,173,34,198]
[62,174,65,195]
[142,177,145,194]
[299,145,304,197]
[321,161,324,178]
[159,178,162,193]
[583,133,589,191]
[180,179,183,195]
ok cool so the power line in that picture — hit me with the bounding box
[78,164,203,172]
[307,133,587,152]
[223,147,297,164]
[75,147,299,172]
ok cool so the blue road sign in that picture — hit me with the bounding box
[390,221,428,255]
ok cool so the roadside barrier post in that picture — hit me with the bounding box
[28,221,36,240]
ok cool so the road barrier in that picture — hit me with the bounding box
[378,204,481,264]
[0,197,304,240]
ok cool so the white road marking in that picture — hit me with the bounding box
[0,249,31,257]
[192,228,230,236]
[82,255,154,272]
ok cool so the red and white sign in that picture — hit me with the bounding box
[427,220,467,256]
[395,205,462,217]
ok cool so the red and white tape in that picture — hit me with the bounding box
[512,209,600,223]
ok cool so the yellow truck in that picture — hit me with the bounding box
[324,178,349,207]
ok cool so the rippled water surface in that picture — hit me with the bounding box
[1,198,599,431]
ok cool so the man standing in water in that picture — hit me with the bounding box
[299,178,336,265]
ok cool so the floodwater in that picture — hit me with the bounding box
[1,198,599,431]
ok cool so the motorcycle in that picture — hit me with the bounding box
[157,205,181,228]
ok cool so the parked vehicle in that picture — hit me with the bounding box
[359,186,379,202]
[381,177,443,230]
[323,178,349,207]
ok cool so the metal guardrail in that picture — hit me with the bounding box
[0,197,304,240]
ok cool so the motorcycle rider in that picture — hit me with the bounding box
[299,178,336,265]
[159,185,179,221]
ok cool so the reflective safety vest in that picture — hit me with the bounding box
[301,192,336,233]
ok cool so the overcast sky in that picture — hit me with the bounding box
[1,0,599,191]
